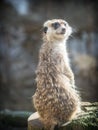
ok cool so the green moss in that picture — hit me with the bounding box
[55,104,98,130]
[69,110,98,130]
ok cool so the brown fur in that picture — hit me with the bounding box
[33,19,80,130]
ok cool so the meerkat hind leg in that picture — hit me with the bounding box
[54,124,59,130]
[44,125,55,130]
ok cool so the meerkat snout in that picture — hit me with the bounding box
[61,28,66,34]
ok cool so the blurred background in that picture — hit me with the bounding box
[0,0,98,112]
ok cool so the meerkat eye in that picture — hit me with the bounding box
[43,26,48,33]
[52,22,60,29]
[64,23,67,26]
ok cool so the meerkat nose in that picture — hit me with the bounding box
[61,28,66,34]
[62,28,66,32]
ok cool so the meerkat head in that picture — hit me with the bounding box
[43,19,72,42]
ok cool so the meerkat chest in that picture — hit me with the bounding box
[51,43,69,65]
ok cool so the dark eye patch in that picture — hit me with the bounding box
[43,26,48,33]
[52,22,60,29]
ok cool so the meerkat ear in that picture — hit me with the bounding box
[43,26,48,33]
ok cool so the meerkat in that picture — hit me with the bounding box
[33,19,81,130]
